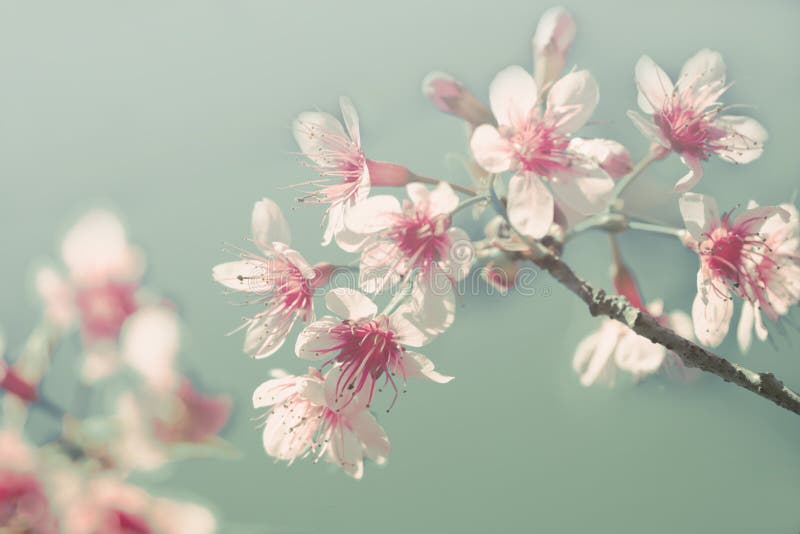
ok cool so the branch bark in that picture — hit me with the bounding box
[530,248,800,416]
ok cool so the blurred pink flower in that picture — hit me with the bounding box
[629,50,767,192]
[0,429,59,534]
[213,199,329,358]
[573,301,695,386]
[295,289,453,409]
[59,476,215,534]
[36,210,144,341]
[470,66,613,238]
[253,367,390,479]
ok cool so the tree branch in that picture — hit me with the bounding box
[485,174,800,416]
[530,248,800,416]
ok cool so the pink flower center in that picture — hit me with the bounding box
[99,509,153,534]
[654,98,726,159]
[76,282,138,340]
[500,118,571,176]
[385,208,452,274]
[321,316,405,409]
[699,214,774,299]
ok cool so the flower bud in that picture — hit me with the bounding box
[421,72,494,127]
[609,238,646,312]
[532,7,577,89]
[569,138,633,179]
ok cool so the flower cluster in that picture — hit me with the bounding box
[2,211,230,532]
[214,6,799,479]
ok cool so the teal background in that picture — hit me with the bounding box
[1,1,799,532]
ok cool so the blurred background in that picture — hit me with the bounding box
[1,1,798,532]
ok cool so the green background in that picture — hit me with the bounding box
[1,1,799,532]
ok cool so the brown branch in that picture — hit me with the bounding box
[530,248,800,416]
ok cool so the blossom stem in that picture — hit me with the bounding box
[452,195,490,215]
[408,173,478,196]
[627,220,686,239]
[607,151,661,207]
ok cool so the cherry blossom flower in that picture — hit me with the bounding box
[342,181,474,298]
[213,198,331,358]
[628,49,767,192]
[679,193,800,347]
[57,476,215,534]
[470,66,613,239]
[295,289,453,409]
[293,97,415,246]
[0,429,59,533]
[253,367,390,479]
[736,202,800,352]
[35,210,143,341]
[532,7,576,90]
[573,300,694,386]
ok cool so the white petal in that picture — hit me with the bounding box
[328,425,364,480]
[344,195,400,235]
[470,124,512,173]
[212,260,267,291]
[252,375,301,409]
[350,410,391,465]
[678,49,726,90]
[244,313,296,359]
[294,317,340,360]
[398,351,454,384]
[692,277,733,347]
[428,181,460,215]
[614,332,665,376]
[679,192,720,241]
[488,65,538,126]
[545,70,599,133]
[251,198,291,248]
[274,244,316,279]
[325,288,377,321]
[292,111,347,166]
[507,174,554,239]
[392,278,456,344]
[387,309,431,348]
[339,96,361,145]
[572,324,617,386]
[359,241,404,294]
[634,55,674,114]
[627,110,669,146]
[714,115,767,164]
[673,154,703,193]
[551,173,614,215]
[737,300,754,353]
